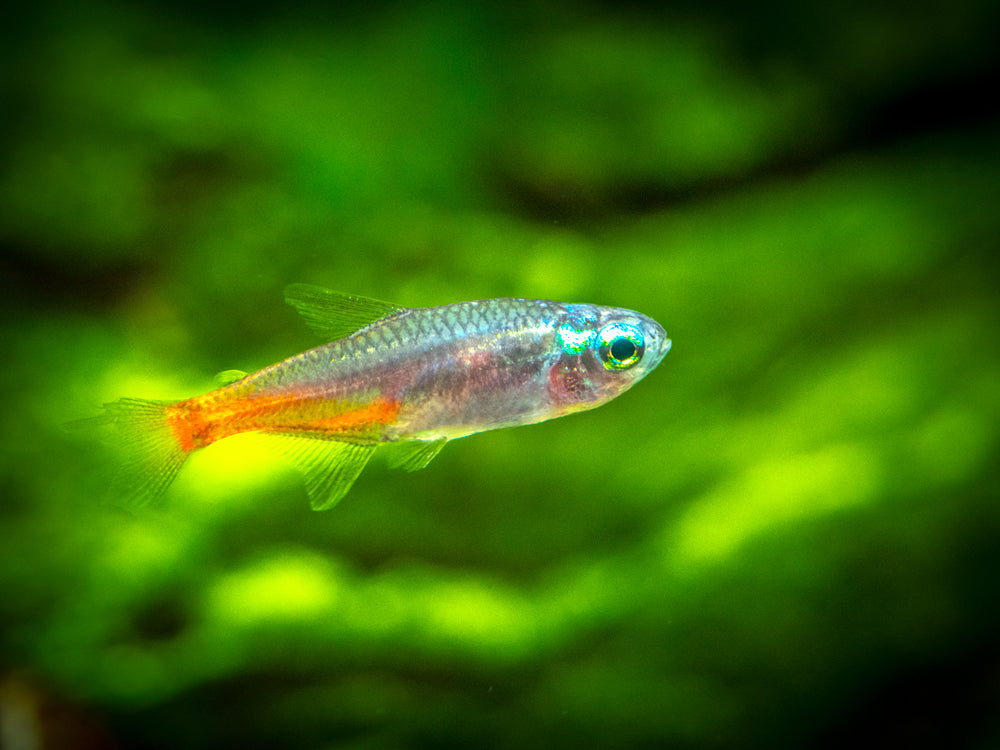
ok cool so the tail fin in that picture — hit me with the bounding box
[87,398,191,510]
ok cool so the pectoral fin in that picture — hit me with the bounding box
[269,435,376,510]
[385,439,448,472]
[284,284,405,341]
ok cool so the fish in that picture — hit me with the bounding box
[87,285,671,510]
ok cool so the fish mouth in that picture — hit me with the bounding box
[650,335,671,369]
[636,321,671,373]
[649,319,671,358]
[653,323,674,367]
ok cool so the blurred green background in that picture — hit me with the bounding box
[2,0,999,747]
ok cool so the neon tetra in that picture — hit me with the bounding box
[91,285,671,510]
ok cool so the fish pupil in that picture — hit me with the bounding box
[610,337,635,362]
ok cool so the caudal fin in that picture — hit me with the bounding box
[87,398,191,510]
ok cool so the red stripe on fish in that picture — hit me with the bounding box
[167,393,401,451]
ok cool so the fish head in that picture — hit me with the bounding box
[547,303,671,412]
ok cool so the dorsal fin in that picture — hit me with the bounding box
[284,284,405,341]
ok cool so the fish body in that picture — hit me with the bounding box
[95,285,671,510]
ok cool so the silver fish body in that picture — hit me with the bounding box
[91,286,671,510]
[240,296,671,441]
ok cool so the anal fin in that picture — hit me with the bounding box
[268,435,376,510]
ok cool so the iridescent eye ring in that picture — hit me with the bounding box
[597,323,645,370]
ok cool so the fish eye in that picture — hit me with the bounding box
[598,323,645,370]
